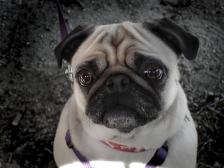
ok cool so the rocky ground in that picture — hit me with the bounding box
[0,0,223,167]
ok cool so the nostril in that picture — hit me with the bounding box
[106,79,114,88]
[121,77,130,87]
[106,74,131,90]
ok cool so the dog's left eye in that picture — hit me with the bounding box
[144,64,164,80]
[76,69,93,87]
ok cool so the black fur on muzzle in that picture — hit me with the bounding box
[86,73,162,133]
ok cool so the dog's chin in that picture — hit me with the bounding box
[103,107,136,133]
[102,105,146,133]
[86,102,161,134]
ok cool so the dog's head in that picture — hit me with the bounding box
[55,18,199,147]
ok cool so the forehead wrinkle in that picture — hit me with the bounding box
[95,55,108,72]
[83,27,106,46]
[73,31,107,65]
[135,25,179,64]
[112,25,129,65]
[111,25,126,47]
[85,31,107,51]
[101,24,132,65]
[136,25,178,66]
[98,31,109,44]
[103,24,134,66]
[123,23,159,54]
[114,24,147,65]
[117,38,135,65]
[104,42,117,66]
[77,49,106,65]
[98,29,118,65]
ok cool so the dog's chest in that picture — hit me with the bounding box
[63,131,167,168]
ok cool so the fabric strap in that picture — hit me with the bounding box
[65,130,168,168]
[55,0,69,40]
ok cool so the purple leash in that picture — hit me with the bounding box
[65,130,168,168]
[65,131,94,168]
[55,0,70,40]
[145,145,168,168]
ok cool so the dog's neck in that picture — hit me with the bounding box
[67,113,158,165]
[65,129,168,168]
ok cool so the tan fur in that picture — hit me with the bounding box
[54,22,197,168]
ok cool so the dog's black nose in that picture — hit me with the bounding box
[106,74,130,91]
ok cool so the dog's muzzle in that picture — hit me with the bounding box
[87,73,161,133]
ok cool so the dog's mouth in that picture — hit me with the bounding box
[102,105,145,133]
[86,81,161,133]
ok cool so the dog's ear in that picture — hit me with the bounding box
[55,25,94,68]
[143,18,199,60]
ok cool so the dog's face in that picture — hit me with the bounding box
[55,18,199,146]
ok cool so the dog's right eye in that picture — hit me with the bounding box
[76,69,93,87]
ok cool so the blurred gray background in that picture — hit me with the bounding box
[0,0,223,167]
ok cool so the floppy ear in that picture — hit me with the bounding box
[55,25,94,68]
[143,18,199,60]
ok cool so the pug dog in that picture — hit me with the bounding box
[53,18,199,168]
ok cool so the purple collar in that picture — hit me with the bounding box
[65,130,168,168]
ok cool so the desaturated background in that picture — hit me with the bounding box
[0,0,223,167]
